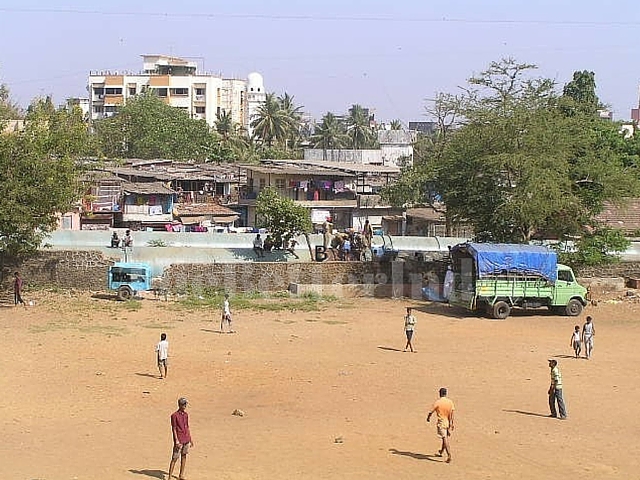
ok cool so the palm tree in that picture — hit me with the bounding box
[390,119,403,130]
[311,112,348,159]
[278,92,304,149]
[215,110,234,139]
[250,93,288,147]
[346,104,375,149]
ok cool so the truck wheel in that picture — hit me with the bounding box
[565,299,583,316]
[492,301,511,319]
[117,285,133,301]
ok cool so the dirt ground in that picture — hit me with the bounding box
[2,289,639,480]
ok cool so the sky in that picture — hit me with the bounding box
[1,1,639,124]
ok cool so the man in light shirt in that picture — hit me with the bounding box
[155,333,169,379]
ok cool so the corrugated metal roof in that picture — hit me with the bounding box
[121,181,175,195]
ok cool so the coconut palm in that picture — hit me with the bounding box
[278,92,304,149]
[390,119,403,130]
[251,93,289,147]
[346,104,375,149]
[215,110,234,139]
[311,112,349,159]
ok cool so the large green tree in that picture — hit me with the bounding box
[256,187,312,252]
[94,92,215,160]
[384,58,640,244]
[0,97,89,257]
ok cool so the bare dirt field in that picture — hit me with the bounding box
[2,289,639,480]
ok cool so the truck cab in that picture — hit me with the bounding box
[553,264,588,315]
[108,262,152,300]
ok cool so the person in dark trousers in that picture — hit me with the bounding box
[427,387,455,463]
[548,359,567,419]
[168,397,194,480]
[13,271,27,308]
[253,234,265,258]
[403,307,416,352]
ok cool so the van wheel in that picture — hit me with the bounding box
[565,299,583,316]
[492,301,511,319]
[117,285,133,301]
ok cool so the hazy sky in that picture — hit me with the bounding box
[1,1,639,123]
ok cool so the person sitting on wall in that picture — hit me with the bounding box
[123,230,133,248]
[263,235,274,252]
[110,232,120,248]
[253,234,265,258]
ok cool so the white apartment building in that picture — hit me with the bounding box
[88,54,266,133]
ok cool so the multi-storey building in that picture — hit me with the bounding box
[88,54,266,133]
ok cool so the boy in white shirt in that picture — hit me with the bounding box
[156,333,169,379]
[220,293,234,333]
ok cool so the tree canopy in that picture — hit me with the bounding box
[256,187,312,246]
[94,92,215,160]
[0,97,89,256]
[383,58,640,245]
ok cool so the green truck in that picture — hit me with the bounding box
[448,243,588,319]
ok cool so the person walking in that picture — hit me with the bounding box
[156,333,169,379]
[569,325,581,359]
[362,219,373,248]
[13,271,27,308]
[403,307,416,352]
[548,359,567,419]
[426,387,455,463]
[220,293,234,333]
[168,397,194,480]
[582,316,596,359]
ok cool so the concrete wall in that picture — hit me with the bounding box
[304,149,382,164]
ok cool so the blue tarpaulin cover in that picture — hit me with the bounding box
[451,243,558,282]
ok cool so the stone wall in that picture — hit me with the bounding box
[161,260,426,293]
[2,250,113,291]
[5,250,640,295]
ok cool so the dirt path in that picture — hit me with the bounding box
[1,291,638,479]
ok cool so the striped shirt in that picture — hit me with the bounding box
[551,366,563,389]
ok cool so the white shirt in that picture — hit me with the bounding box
[583,322,594,337]
[223,299,231,316]
[253,237,263,248]
[156,340,169,360]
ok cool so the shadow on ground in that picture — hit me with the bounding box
[377,346,403,352]
[389,448,441,462]
[503,409,550,418]
[128,469,165,478]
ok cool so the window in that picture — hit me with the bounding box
[105,87,122,95]
[155,88,168,97]
[195,106,205,114]
[93,87,104,95]
[259,178,266,190]
[275,178,286,189]
[170,88,188,96]
[557,270,574,283]
[104,105,118,113]
[128,86,137,95]
[195,87,205,96]
[93,105,104,113]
